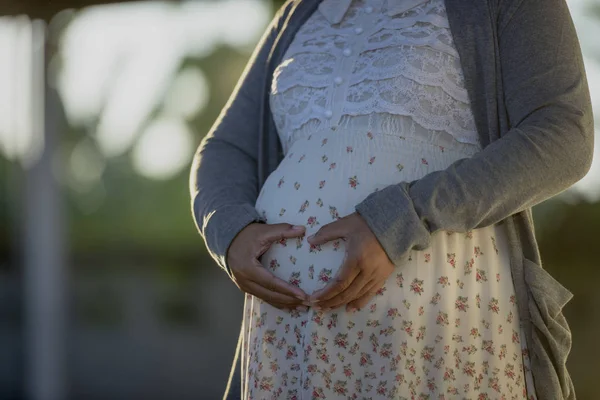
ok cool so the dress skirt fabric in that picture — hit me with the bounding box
[243,126,537,399]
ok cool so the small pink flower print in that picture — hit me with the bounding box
[376,381,387,395]
[396,273,404,288]
[488,297,500,314]
[295,236,303,249]
[319,180,326,189]
[278,177,285,188]
[318,268,333,283]
[348,175,359,189]
[465,230,473,239]
[447,253,456,268]
[475,293,481,308]
[306,216,319,227]
[334,332,349,348]
[504,362,515,380]
[263,329,276,345]
[424,253,431,262]
[277,237,287,246]
[289,271,301,287]
[463,361,476,377]
[322,155,328,163]
[455,296,469,312]
[294,181,300,190]
[289,255,296,264]
[369,303,377,313]
[456,279,464,289]
[359,352,373,366]
[506,310,513,323]
[434,357,445,369]
[410,278,424,295]
[312,387,325,399]
[438,276,450,288]
[402,320,414,336]
[343,363,353,377]
[436,311,449,326]
[439,145,445,152]
[387,308,400,318]
[421,345,435,362]
[474,246,484,257]
[346,146,353,153]
[379,343,393,358]
[379,326,395,337]
[316,198,323,207]
[333,380,348,395]
[298,200,309,213]
[470,327,481,338]
[416,325,426,342]
[455,318,461,327]
[367,131,373,140]
[443,367,455,381]
[462,345,477,355]
[332,240,341,251]
[298,154,305,163]
[316,348,328,363]
[499,343,507,360]
[402,299,411,309]
[396,163,404,172]
[430,292,441,305]
[259,376,274,391]
[510,294,516,305]
[482,339,495,355]
[329,205,340,220]
[421,158,428,165]
[475,268,488,282]
[464,258,474,275]
[405,359,416,375]
[368,156,376,165]
[375,286,386,297]
[321,138,328,146]
[309,243,322,253]
[512,329,520,344]
[279,208,286,217]
[452,334,463,343]
[269,259,280,271]
[418,306,424,316]
[329,162,336,170]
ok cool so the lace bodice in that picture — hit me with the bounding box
[269,0,481,155]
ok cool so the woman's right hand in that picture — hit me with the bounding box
[226,222,311,310]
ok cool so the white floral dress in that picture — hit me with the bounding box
[242,0,537,398]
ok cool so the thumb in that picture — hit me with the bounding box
[307,222,344,246]
[261,223,306,243]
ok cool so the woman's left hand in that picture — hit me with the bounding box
[306,212,395,312]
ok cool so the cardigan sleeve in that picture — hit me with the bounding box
[354,0,594,267]
[189,3,292,278]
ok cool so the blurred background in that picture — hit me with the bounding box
[0,0,598,399]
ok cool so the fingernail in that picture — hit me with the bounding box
[347,307,356,314]
[296,305,308,312]
[307,234,315,241]
[291,225,305,231]
[302,301,312,306]
[295,294,307,301]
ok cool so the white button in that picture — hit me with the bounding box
[364,6,373,13]
[354,27,363,34]
[334,76,343,85]
[324,110,333,118]
[343,48,352,56]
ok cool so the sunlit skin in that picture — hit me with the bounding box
[227,212,394,314]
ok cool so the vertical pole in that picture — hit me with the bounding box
[23,19,67,400]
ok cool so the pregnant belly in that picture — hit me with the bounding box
[253,130,456,295]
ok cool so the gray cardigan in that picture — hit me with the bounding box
[189,0,594,398]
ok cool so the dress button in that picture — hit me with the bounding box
[324,110,333,118]
[343,48,352,56]
[334,76,343,85]
[354,27,363,34]
[364,6,373,13]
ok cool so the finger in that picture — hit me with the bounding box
[250,261,310,301]
[244,279,304,307]
[307,220,346,246]
[314,271,371,310]
[346,279,384,311]
[261,223,306,243]
[309,254,361,303]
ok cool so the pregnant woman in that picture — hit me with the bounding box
[190,0,592,398]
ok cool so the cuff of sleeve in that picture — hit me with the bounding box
[199,202,266,280]
[354,181,431,267]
